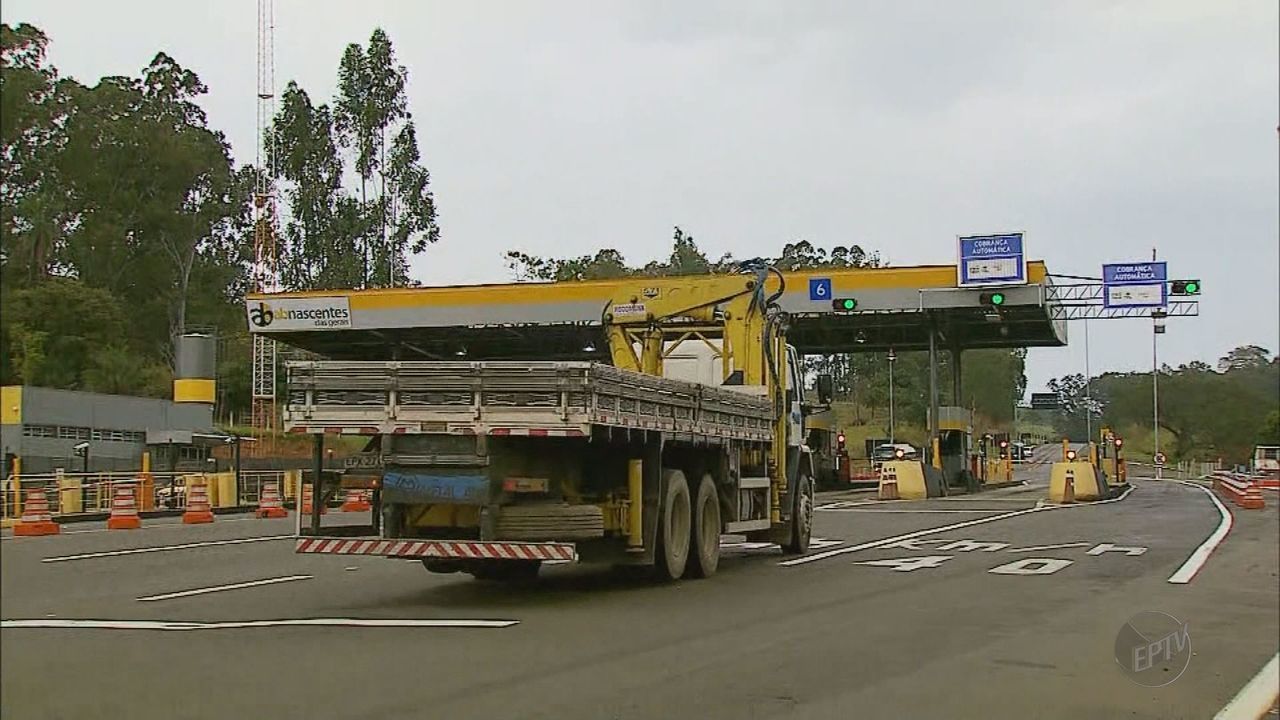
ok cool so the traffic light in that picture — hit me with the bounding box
[831,298,858,312]
[979,291,1006,307]
[836,433,846,452]
[1171,279,1200,296]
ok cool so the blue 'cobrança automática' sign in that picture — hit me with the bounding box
[957,233,1026,287]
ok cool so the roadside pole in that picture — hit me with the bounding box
[887,349,896,445]
[1084,318,1092,443]
[1152,306,1168,480]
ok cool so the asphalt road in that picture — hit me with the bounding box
[2,466,1277,720]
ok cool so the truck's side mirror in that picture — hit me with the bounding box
[815,374,834,404]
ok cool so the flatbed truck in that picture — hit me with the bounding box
[283,265,824,581]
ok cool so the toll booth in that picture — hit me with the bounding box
[1097,427,1126,486]
[933,407,975,492]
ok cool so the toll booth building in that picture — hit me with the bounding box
[1,385,222,474]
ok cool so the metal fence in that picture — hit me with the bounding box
[1125,460,1221,481]
[2,470,296,522]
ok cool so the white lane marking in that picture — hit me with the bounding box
[2,516,279,541]
[137,575,313,602]
[1213,652,1280,720]
[41,535,292,563]
[780,505,1049,567]
[815,500,879,510]
[1006,541,1091,553]
[935,539,1009,552]
[815,508,1011,514]
[1166,480,1233,584]
[0,618,519,631]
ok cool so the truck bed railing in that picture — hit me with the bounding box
[284,361,773,442]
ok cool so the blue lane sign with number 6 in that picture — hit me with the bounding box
[809,278,832,301]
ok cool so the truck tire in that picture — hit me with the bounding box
[781,473,813,555]
[653,469,691,581]
[422,559,462,574]
[684,473,721,579]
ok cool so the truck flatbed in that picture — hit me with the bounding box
[284,360,774,443]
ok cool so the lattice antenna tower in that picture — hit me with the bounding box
[250,0,280,439]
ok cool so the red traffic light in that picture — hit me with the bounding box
[836,433,846,444]
[1114,438,1124,447]
[999,440,1009,449]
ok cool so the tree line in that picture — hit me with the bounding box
[1047,344,1279,463]
[0,23,439,419]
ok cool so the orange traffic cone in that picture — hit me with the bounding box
[255,480,288,519]
[340,488,372,512]
[107,484,142,530]
[1062,475,1076,504]
[878,469,900,501]
[13,487,60,536]
[301,483,327,515]
[182,481,215,524]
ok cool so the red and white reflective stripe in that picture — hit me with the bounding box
[487,428,586,438]
[288,426,386,435]
[295,537,576,562]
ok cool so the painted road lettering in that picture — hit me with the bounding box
[853,556,953,572]
[1085,543,1148,556]
[988,558,1074,575]
[848,537,1149,576]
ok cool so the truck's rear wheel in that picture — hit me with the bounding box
[653,469,691,581]
[422,559,462,574]
[684,473,721,579]
[781,473,813,555]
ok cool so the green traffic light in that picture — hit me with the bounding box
[990,293,1005,306]
[841,298,856,310]
[1185,281,1199,294]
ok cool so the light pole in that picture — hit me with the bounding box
[887,348,897,444]
[1084,318,1092,443]
[1152,308,1167,479]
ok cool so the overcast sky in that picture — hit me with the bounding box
[6,0,1278,393]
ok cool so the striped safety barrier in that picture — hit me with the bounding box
[295,537,577,562]
[1211,471,1266,510]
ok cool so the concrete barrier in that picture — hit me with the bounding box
[1049,462,1105,502]
[1212,472,1265,510]
[879,461,928,500]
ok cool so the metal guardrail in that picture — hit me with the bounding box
[2,470,295,522]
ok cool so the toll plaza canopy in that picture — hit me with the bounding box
[246,261,1067,359]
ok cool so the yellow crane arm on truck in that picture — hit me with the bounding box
[600,264,791,521]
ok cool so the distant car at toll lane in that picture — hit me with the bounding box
[873,443,918,468]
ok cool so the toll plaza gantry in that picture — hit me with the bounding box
[248,261,1066,491]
